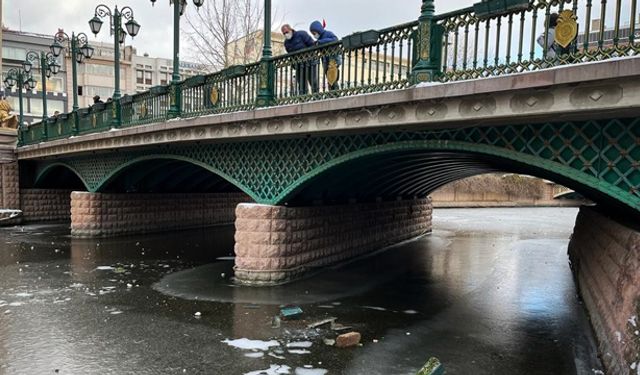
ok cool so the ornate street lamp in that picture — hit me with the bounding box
[50,31,93,114]
[90,4,141,128]
[3,68,37,142]
[25,50,59,123]
[149,0,204,118]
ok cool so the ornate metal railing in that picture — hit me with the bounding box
[437,0,640,81]
[18,0,640,146]
[273,21,418,105]
[180,62,260,117]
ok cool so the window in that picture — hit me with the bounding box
[144,71,152,85]
[160,72,169,85]
[2,46,26,61]
[136,70,144,84]
[85,86,114,99]
[78,86,83,96]
[36,77,65,93]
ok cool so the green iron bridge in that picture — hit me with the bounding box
[14,0,640,215]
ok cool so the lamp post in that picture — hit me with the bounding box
[89,4,141,128]
[3,68,37,144]
[256,0,275,107]
[24,51,60,123]
[50,31,94,114]
[149,0,204,118]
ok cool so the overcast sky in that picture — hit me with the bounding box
[3,0,471,61]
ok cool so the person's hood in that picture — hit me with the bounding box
[310,21,324,35]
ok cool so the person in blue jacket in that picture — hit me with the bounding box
[310,20,342,90]
[281,24,318,95]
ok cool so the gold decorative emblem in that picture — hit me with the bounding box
[326,59,339,87]
[140,103,148,118]
[210,87,219,106]
[57,123,62,135]
[91,114,97,128]
[555,10,578,49]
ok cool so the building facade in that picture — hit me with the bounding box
[1,29,68,125]
[131,54,209,94]
[72,40,136,109]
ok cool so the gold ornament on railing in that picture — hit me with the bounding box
[210,87,219,106]
[326,59,339,87]
[555,10,578,49]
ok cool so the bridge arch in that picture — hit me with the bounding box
[275,140,639,214]
[92,155,258,200]
[34,163,91,191]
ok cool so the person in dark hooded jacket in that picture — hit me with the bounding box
[281,24,319,95]
[310,20,342,90]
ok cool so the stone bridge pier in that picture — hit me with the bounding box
[568,207,640,374]
[233,198,433,285]
[0,129,20,223]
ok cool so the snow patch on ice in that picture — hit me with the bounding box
[244,365,291,375]
[223,338,280,351]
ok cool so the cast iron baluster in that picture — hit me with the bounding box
[584,0,593,52]
[398,39,404,83]
[506,14,513,65]
[381,44,387,88]
[572,0,579,54]
[368,45,373,86]
[530,8,538,63]
[453,27,459,71]
[463,23,470,70]
[598,0,607,50]
[483,19,490,68]
[542,6,552,61]
[473,21,480,69]
[442,31,449,72]
[407,30,414,81]
[613,0,621,48]
[631,0,638,46]
[495,16,502,66]
[390,40,396,82]
[375,44,381,85]
[347,49,353,89]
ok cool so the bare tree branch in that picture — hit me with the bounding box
[182,0,267,71]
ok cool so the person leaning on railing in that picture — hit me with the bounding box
[281,24,319,96]
[310,20,342,91]
[537,13,572,65]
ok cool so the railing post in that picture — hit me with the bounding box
[411,0,444,84]
[256,0,275,107]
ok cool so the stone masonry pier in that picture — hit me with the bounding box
[70,192,249,237]
[234,198,433,285]
[568,207,640,374]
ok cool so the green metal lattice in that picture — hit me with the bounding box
[33,117,640,211]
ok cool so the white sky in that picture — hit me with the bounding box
[3,0,472,61]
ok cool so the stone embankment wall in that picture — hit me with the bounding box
[1,162,19,210]
[71,192,249,237]
[21,189,72,222]
[568,207,640,374]
[234,198,433,285]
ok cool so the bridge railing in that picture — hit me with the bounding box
[180,62,261,116]
[272,21,418,105]
[437,0,640,82]
[17,0,640,146]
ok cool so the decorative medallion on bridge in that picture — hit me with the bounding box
[140,103,148,118]
[419,22,431,60]
[555,10,578,48]
[326,60,339,87]
[57,122,62,135]
[91,114,97,128]
[210,87,220,106]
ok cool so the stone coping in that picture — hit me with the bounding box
[16,57,640,159]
